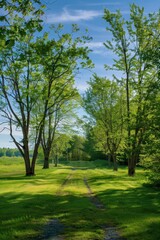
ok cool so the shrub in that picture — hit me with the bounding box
[140,154,160,187]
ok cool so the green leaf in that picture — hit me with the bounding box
[5,39,15,47]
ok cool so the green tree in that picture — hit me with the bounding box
[0,15,92,176]
[83,75,125,170]
[6,148,14,157]
[83,124,110,161]
[68,135,87,161]
[0,0,44,50]
[140,91,160,187]
[103,4,160,175]
[36,25,92,169]
[0,148,5,157]
[0,1,46,175]
[0,35,46,175]
[83,124,101,160]
[41,98,79,169]
[51,133,71,167]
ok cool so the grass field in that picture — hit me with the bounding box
[0,157,160,240]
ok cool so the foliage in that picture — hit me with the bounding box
[140,127,160,187]
[68,135,89,161]
[0,0,44,50]
[0,1,92,175]
[41,91,81,168]
[103,4,160,175]
[50,133,71,165]
[141,154,160,187]
[0,0,46,175]
[0,148,21,157]
[83,75,125,170]
[83,124,106,161]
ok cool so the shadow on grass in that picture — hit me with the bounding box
[0,170,69,185]
[1,162,160,240]
[96,185,160,240]
[1,183,160,240]
[0,191,107,240]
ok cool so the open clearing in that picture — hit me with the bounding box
[0,158,160,240]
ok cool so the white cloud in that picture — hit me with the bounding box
[85,41,104,49]
[92,49,115,57]
[92,49,106,55]
[81,42,115,56]
[45,8,102,23]
[79,41,106,52]
[111,10,130,15]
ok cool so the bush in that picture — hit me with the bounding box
[140,154,160,187]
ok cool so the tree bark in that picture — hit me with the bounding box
[128,156,136,176]
[43,154,50,169]
[128,142,140,176]
[112,152,118,171]
[24,157,35,176]
[54,154,58,167]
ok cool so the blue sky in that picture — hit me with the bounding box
[41,0,160,91]
[0,0,160,148]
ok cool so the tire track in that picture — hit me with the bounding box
[84,177,126,240]
[84,177,105,209]
[56,172,73,195]
[37,171,126,240]
[36,173,74,240]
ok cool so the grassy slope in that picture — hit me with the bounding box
[0,158,160,240]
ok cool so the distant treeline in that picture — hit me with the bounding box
[0,148,21,157]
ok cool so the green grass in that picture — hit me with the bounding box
[87,168,160,240]
[0,158,160,239]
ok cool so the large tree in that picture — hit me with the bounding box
[0,0,45,176]
[103,4,160,175]
[0,3,92,176]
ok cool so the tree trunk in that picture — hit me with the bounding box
[54,154,58,167]
[128,134,141,176]
[112,152,118,171]
[128,145,140,176]
[43,147,50,169]
[128,157,136,176]
[108,153,111,167]
[23,140,35,176]
[25,167,35,176]
[43,156,49,169]
[42,138,52,169]
[24,157,35,176]
[128,150,137,176]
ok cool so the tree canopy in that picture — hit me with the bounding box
[0,2,160,185]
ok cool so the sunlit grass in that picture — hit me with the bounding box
[86,168,160,240]
[0,158,160,240]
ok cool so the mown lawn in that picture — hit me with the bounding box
[0,157,160,240]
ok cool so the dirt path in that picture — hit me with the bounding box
[84,177,126,240]
[84,177,105,209]
[56,172,73,195]
[36,219,64,240]
[35,172,74,240]
[36,170,126,240]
